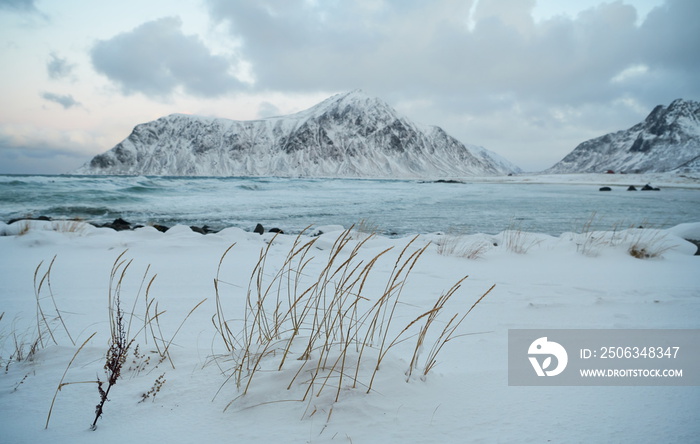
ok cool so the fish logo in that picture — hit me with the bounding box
[528,337,568,376]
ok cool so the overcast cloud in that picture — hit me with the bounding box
[1,0,698,174]
[0,0,38,13]
[91,16,243,98]
[205,0,699,108]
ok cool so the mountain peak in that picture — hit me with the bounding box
[547,98,700,173]
[299,90,394,118]
[74,92,520,178]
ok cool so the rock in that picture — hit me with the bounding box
[627,185,637,191]
[189,225,216,234]
[685,239,700,256]
[269,227,284,234]
[8,215,52,224]
[254,223,265,235]
[152,224,170,233]
[107,218,132,231]
[641,184,660,191]
[599,187,612,191]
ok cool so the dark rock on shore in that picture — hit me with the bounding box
[599,186,612,191]
[627,185,637,191]
[5,216,255,235]
[685,239,700,256]
[108,218,132,231]
[254,223,284,235]
[641,184,660,191]
[8,215,52,224]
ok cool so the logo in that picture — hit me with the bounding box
[528,337,568,376]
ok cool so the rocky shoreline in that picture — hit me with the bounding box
[5,216,284,235]
[4,215,699,255]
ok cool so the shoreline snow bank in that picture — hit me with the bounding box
[0,223,698,443]
[465,172,700,188]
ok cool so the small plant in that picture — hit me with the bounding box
[435,233,491,259]
[140,373,166,403]
[16,221,31,236]
[573,212,608,257]
[91,252,134,430]
[502,220,541,254]
[34,256,75,349]
[3,258,75,373]
[44,251,204,430]
[354,219,380,240]
[52,219,87,234]
[626,228,673,259]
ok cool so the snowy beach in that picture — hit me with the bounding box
[3,0,700,440]
[1,215,698,443]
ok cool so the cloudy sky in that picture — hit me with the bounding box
[1,0,698,174]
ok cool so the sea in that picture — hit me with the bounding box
[2,174,700,236]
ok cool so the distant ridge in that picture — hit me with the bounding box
[74,90,521,178]
[547,99,700,174]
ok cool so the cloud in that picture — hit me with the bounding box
[202,0,698,170]
[0,0,47,21]
[47,52,76,80]
[0,124,95,174]
[205,0,698,107]
[41,92,81,109]
[0,0,38,13]
[90,16,244,98]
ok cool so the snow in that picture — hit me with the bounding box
[1,217,698,443]
[547,99,700,174]
[73,90,520,178]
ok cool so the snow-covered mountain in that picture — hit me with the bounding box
[546,99,700,174]
[74,90,520,178]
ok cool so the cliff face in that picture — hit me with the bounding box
[75,90,520,178]
[547,99,700,174]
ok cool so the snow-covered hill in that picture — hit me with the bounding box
[74,90,520,178]
[546,99,700,174]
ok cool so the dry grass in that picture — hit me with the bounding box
[6,232,492,429]
[16,221,31,236]
[625,228,674,259]
[572,212,609,257]
[503,225,541,254]
[354,219,380,240]
[52,220,88,234]
[11,219,88,236]
[42,251,204,430]
[435,233,492,260]
[2,257,76,373]
[212,228,493,415]
[569,214,675,259]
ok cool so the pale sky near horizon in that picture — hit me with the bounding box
[1,0,697,174]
